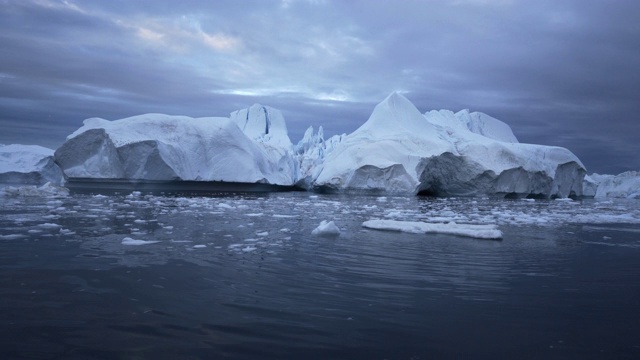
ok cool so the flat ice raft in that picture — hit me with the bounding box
[362,219,503,239]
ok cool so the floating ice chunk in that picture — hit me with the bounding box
[242,246,257,252]
[245,213,264,217]
[256,231,269,237]
[121,237,160,245]
[273,214,297,218]
[312,220,341,236]
[217,203,234,209]
[362,219,502,240]
[193,244,207,249]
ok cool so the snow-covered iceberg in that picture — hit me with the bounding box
[0,144,64,186]
[309,92,586,198]
[55,107,297,186]
[585,171,640,199]
[52,92,587,197]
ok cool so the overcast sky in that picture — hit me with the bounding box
[1,0,638,174]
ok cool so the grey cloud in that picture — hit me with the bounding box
[0,0,638,174]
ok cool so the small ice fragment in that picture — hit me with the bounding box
[193,245,207,249]
[242,246,257,252]
[256,231,269,237]
[121,237,160,245]
[312,220,341,236]
[245,213,264,217]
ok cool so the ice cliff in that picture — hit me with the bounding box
[0,144,64,186]
[52,92,587,197]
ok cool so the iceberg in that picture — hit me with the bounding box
[0,144,64,186]
[55,110,297,186]
[309,92,586,198]
[50,92,587,198]
[587,171,640,199]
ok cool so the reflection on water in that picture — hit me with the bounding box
[1,193,639,359]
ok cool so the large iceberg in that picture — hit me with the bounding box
[309,92,586,198]
[55,107,297,186]
[0,144,64,186]
[52,92,587,197]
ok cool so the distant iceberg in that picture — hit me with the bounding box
[0,144,63,186]
[584,171,640,199]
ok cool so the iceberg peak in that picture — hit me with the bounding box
[230,104,291,147]
[353,92,434,138]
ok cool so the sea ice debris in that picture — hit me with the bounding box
[121,237,160,245]
[362,219,502,239]
[312,220,341,236]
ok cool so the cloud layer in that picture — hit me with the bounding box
[1,0,638,174]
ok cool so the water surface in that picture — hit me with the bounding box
[1,192,639,359]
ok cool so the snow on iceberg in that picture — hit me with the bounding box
[310,92,586,198]
[0,144,64,186]
[312,220,341,236]
[362,219,503,240]
[55,112,296,185]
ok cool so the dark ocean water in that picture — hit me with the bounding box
[1,192,639,359]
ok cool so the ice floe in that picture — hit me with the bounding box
[362,219,503,239]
